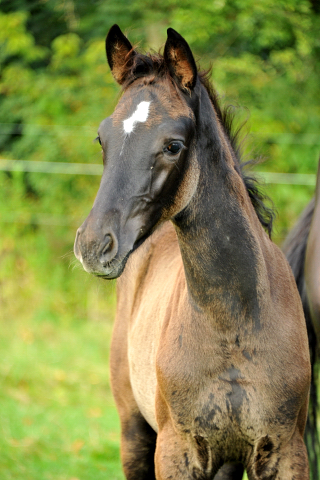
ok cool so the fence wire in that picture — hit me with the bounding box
[0,158,316,185]
[1,158,316,227]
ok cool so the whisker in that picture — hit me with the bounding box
[61,250,75,260]
[71,261,82,272]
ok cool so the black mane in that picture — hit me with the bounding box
[199,70,275,237]
[121,50,275,236]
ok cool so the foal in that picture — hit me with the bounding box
[74,25,311,479]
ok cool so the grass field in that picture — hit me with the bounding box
[0,283,125,480]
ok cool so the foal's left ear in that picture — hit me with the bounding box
[106,24,136,85]
[164,28,197,91]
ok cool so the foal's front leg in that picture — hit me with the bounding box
[110,314,157,479]
[155,425,246,480]
[111,361,157,479]
[246,429,309,480]
[155,420,223,480]
[119,409,157,480]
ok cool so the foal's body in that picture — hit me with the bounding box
[114,219,309,479]
[74,25,311,479]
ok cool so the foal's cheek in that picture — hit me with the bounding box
[145,157,178,202]
[151,167,174,196]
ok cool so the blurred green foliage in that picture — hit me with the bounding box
[0,1,320,477]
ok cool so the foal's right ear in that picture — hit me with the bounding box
[106,25,135,85]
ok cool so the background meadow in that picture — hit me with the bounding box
[1,1,320,478]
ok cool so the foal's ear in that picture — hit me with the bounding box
[164,28,197,91]
[106,24,135,85]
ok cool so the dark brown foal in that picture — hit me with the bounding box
[75,25,311,479]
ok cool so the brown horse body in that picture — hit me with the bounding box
[74,26,310,479]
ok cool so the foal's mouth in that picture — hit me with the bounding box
[95,251,131,280]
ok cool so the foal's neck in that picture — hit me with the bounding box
[173,88,266,327]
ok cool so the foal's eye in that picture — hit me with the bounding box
[95,136,102,146]
[164,141,184,156]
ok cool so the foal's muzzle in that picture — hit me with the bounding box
[74,217,125,279]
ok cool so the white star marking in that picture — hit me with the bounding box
[123,101,150,134]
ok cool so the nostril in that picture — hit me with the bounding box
[101,234,113,255]
[99,234,116,266]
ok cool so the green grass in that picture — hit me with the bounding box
[0,311,124,480]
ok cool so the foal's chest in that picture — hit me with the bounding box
[154,330,304,446]
[127,272,307,449]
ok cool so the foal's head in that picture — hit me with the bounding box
[74,26,203,278]
[74,25,273,279]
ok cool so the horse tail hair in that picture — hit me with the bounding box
[283,198,319,479]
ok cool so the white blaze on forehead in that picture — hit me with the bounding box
[123,101,150,134]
